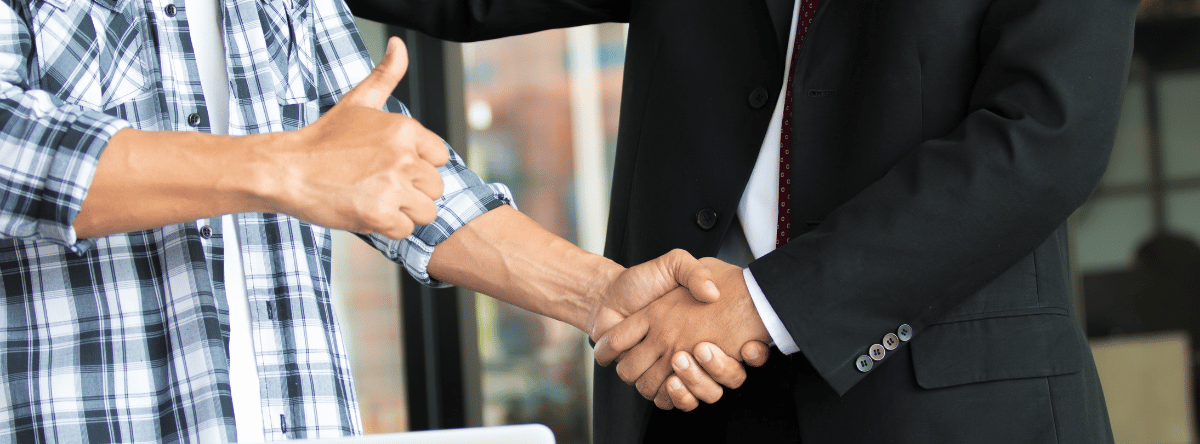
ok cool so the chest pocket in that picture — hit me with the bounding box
[30,0,150,111]
[258,0,316,105]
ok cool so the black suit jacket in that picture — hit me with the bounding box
[348,0,1138,442]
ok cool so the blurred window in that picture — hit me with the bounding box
[462,24,627,444]
[330,18,409,435]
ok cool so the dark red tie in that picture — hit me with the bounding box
[777,0,820,249]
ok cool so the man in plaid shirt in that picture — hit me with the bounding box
[0,0,738,442]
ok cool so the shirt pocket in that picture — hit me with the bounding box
[30,0,151,110]
[258,0,317,106]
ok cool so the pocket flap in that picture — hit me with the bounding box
[910,313,1083,389]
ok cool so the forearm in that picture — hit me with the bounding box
[427,205,622,332]
[75,128,284,238]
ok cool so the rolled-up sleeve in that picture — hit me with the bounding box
[361,103,514,286]
[0,4,130,254]
[312,0,514,285]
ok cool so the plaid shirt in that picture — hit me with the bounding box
[0,0,511,442]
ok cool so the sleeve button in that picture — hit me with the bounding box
[869,344,886,361]
[855,355,874,373]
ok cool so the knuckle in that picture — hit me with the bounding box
[615,361,636,384]
[411,200,437,226]
[358,208,387,231]
[428,172,445,197]
[394,218,415,238]
[701,389,724,405]
[666,248,687,260]
[656,388,675,411]
[607,328,630,351]
[727,372,746,389]
[635,378,657,399]
[668,389,696,412]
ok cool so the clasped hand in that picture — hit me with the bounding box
[594,258,772,411]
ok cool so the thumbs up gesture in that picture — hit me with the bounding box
[261,37,449,240]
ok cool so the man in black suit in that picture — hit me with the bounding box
[347,0,1139,442]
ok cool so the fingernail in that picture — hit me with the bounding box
[745,345,761,361]
[669,378,683,390]
[697,345,713,363]
[674,354,690,370]
[704,280,718,296]
[385,37,397,54]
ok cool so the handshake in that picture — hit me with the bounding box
[584,252,774,412]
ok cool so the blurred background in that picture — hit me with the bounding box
[330,1,1200,443]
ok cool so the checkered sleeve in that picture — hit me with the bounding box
[0,3,130,254]
[363,112,515,286]
[312,0,514,286]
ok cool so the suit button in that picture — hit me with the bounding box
[748,87,770,109]
[855,355,874,373]
[897,324,913,342]
[882,333,900,350]
[164,4,177,16]
[695,208,718,231]
[199,225,213,239]
[187,113,201,127]
[869,344,886,361]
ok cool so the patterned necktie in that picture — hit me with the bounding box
[777,0,820,248]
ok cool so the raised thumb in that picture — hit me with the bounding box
[340,36,408,109]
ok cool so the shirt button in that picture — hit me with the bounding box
[855,355,874,373]
[748,87,770,109]
[187,113,201,127]
[882,333,900,350]
[897,324,913,342]
[695,208,718,231]
[200,225,213,239]
[869,344,886,361]
[164,4,177,16]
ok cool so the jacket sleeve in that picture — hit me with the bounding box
[342,0,629,42]
[748,0,1139,394]
[0,3,130,254]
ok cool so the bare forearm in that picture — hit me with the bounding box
[74,37,447,241]
[75,128,282,237]
[427,205,622,332]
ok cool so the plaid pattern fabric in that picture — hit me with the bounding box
[0,0,512,442]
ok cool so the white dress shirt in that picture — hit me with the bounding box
[726,0,803,355]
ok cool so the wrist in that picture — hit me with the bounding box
[580,257,624,339]
[229,131,299,214]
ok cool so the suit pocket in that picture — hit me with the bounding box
[910,313,1083,389]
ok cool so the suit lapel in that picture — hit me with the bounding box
[763,0,795,52]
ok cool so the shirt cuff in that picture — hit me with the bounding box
[364,141,514,287]
[743,267,800,355]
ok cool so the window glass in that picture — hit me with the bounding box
[1101,81,1150,187]
[1167,188,1200,240]
[1075,196,1155,272]
[1160,72,1200,180]
[463,24,627,444]
[331,231,409,433]
[329,18,410,435]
